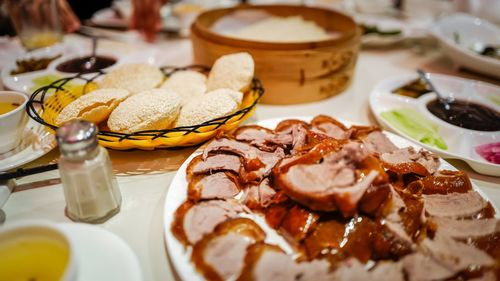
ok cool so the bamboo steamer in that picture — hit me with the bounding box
[190,5,361,105]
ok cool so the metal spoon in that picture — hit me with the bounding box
[417,69,452,110]
[83,36,98,71]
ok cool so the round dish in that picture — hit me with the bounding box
[57,223,143,281]
[163,116,498,281]
[26,66,263,150]
[191,5,361,105]
[0,119,56,172]
[431,13,500,79]
[369,73,500,176]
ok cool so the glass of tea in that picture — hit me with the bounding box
[0,221,77,281]
[6,0,77,50]
[0,91,29,154]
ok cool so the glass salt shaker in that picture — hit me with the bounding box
[56,120,121,223]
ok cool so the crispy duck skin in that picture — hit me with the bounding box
[279,204,320,244]
[407,170,472,195]
[310,115,351,140]
[275,119,310,133]
[192,218,266,281]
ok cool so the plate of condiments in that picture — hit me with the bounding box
[0,41,125,94]
[370,72,500,176]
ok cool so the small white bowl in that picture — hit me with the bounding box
[0,91,29,154]
[0,221,77,281]
[431,13,500,78]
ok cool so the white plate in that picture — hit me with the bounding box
[57,223,143,281]
[90,7,181,33]
[369,73,500,176]
[0,119,56,172]
[431,13,500,78]
[163,116,498,281]
[356,14,428,46]
[1,43,86,93]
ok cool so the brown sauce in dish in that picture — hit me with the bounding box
[426,99,500,131]
[56,56,116,73]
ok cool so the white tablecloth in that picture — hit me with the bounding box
[2,34,499,281]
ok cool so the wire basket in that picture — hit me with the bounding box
[26,65,264,150]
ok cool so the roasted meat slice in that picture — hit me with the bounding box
[333,258,404,281]
[237,243,334,281]
[234,125,292,151]
[203,137,285,182]
[243,178,276,209]
[310,115,351,140]
[192,218,266,281]
[423,191,488,218]
[420,233,495,273]
[402,253,456,281]
[188,172,241,202]
[171,199,247,245]
[432,217,500,239]
[275,119,310,133]
[407,170,472,195]
[381,147,440,176]
[187,154,241,177]
[275,142,380,214]
[360,130,398,155]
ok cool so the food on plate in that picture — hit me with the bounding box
[107,88,181,133]
[474,45,499,60]
[171,115,499,281]
[207,52,254,92]
[56,55,117,73]
[391,79,431,98]
[55,88,130,126]
[229,16,330,43]
[192,218,266,281]
[475,142,500,164]
[361,24,402,37]
[0,101,20,115]
[489,95,500,106]
[160,70,207,105]
[426,99,500,132]
[99,63,164,94]
[381,108,447,150]
[175,91,238,127]
[10,54,61,75]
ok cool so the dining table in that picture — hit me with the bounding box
[1,25,499,281]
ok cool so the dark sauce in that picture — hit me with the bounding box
[56,55,116,73]
[426,99,500,131]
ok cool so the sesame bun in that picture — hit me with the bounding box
[55,88,131,126]
[107,89,181,133]
[206,88,243,105]
[206,52,254,92]
[160,70,207,105]
[175,90,238,127]
[99,63,164,94]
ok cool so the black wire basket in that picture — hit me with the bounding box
[26,65,264,150]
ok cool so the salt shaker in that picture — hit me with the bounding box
[56,120,121,223]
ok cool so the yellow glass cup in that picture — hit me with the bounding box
[0,221,77,281]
